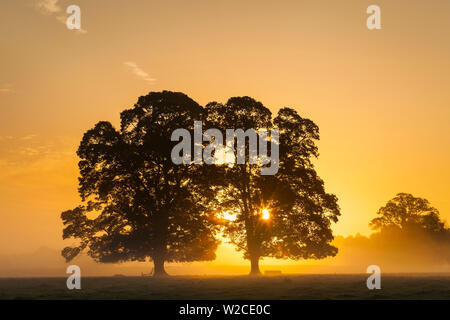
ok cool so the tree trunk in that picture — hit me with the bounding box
[249,256,261,276]
[153,209,169,277]
[153,255,168,277]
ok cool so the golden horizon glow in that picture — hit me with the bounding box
[0,1,449,276]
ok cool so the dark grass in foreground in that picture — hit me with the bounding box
[0,274,449,300]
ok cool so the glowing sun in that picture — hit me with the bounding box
[261,208,270,220]
[222,211,237,221]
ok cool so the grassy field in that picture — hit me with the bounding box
[0,274,449,300]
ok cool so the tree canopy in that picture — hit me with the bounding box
[205,97,340,275]
[363,193,450,268]
[62,91,341,276]
[370,193,446,232]
[61,91,219,276]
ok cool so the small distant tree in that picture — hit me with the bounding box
[369,193,450,267]
[205,97,340,275]
[61,91,219,276]
[370,193,446,232]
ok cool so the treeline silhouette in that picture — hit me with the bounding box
[60,91,449,276]
[335,193,450,271]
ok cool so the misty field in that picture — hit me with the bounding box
[0,274,449,300]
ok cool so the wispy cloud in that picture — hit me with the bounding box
[124,62,156,82]
[36,0,62,14]
[21,134,38,140]
[0,84,13,93]
[0,134,77,172]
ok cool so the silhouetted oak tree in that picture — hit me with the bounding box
[369,193,450,265]
[61,91,218,276]
[205,97,340,275]
[370,193,446,232]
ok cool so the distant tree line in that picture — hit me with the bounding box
[330,193,450,272]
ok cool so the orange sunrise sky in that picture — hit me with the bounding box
[0,0,449,273]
